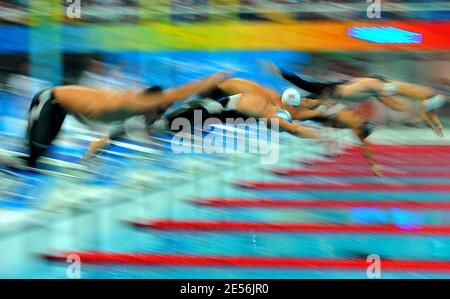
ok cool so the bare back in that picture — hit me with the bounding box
[54,85,144,122]
[218,78,281,105]
[235,94,273,118]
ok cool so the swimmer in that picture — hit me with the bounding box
[85,89,321,157]
[153,96,381,176]
[200,77,328,120]
[308,106,381,176]
[198,77,382,175]
[213,92,320,139]
[379,79,449,137]
[16,71,228,167]
[264,61,413,117]
[197,78,324,139]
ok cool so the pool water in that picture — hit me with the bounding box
[1,121,450,279]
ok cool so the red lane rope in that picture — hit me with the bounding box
[235,181,450,192]
[346,144,450,153]
[301,157,450,167]
[42,252,450,271]
[192,198,450,210]
[272,168,450,177]
[333,152,450,160]
[293,164,450,170]
[130,220,450,235]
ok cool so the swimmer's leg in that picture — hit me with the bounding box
[279,68,333,95]
[27,89,67,166]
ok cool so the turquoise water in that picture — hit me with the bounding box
[2,115,450,278]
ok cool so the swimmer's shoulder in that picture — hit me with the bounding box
[55,85,136,100]
[223,78,261,89]
[54,85,103,99]
[55,85,99,93]
[348,77,382,88]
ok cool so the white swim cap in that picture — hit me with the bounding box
[424,94,446,111]
[383,83,398,95]
[281,88,302,106]
[275,109,293,123]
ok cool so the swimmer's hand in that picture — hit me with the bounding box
[371,164,383,177]
[85,137,110,160]
[432,125,444,137]
[258,60,280,76]
[197,71,232,92]
[211,71,232,82]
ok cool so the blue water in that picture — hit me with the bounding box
[5,169,450,278]
[2,116,450,278]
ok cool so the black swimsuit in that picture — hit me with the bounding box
[279,68,348,98]
[27,88,67,166]
[163,98,249,133]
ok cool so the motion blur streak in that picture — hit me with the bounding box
[0,0,450,279]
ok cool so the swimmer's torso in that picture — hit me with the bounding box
[54,85,142,122]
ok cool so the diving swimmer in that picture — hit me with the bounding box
[172,77,382,175]
[17,71,229,167]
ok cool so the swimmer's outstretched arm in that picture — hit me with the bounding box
[332,109,382,176]
[428,112,444,136]
[378,97,408,111]
[301,98,327,109]
[266,109,319,139]
[290,107,324,120]
[419,108,444,137]
[121,72,229,115]
[360,139,382,177]
[159,71,229,109]
[378,95,415,121]
[281,120,320,139]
